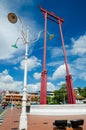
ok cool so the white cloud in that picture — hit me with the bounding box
[47,61,64,67]
[27,83,40,92]
[83,75,86,80]
[13,67,18,70]
[51,47,62,58]
[57,81,65,86]
[33,72,41,80]
[0,69,56,92]
[27,82,56,92]
[81,73,86,81]
[47,82,56,91]
[70,57,86,81]
[73,57,86,70]
[0,1,41,60]
[0,69,23,91]
[20,56,41,71]
[51,62,75,80]
[52,64,66,80]
[0,3,23,60]
[71,34,86,55]
[1,69,9,75]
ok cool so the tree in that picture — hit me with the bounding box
[77,87,86,98]
[77,87,82,93]
[47,85,86,104]
[52,83,68,104]
[80,87,86,98]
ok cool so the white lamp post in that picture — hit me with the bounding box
[8,13,28,130]
[7,13,54,129]
[19,30,28,130]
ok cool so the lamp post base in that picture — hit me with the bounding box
[19,113,27,130]
[19,87,27,130]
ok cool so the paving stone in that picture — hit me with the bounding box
[0,108,86,130]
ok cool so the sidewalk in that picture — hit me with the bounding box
[0,108,86,130]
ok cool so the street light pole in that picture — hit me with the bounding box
[7,13,28,130]
[19,30,28,130]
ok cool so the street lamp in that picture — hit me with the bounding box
[7,12,54,129]
[8,12,28,130]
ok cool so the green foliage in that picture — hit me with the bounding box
[51,84,86,104]
[47,96,52,104]
[77,87,86,98]
[50,84,68,104]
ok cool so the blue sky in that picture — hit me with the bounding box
[0,0,86,92]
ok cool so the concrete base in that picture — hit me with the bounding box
[30,104,86,116]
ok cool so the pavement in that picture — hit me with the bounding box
[0,107,86,130]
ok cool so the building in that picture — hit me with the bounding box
[4,91,39,105]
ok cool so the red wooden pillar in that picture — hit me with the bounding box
[58,19,76,104]
[40,12,47,104]
[39,6,76,104]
